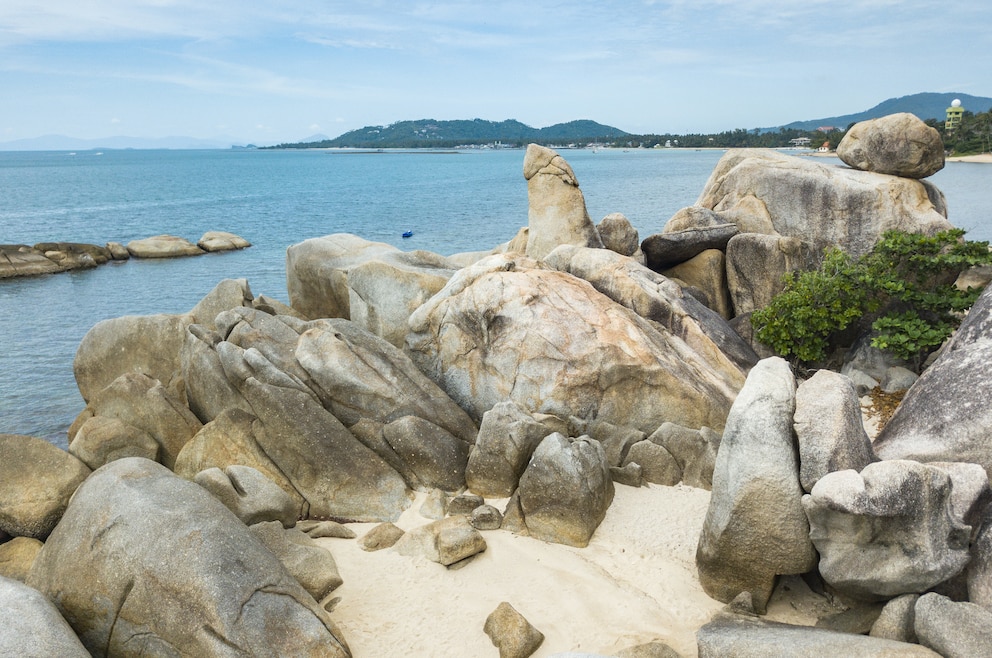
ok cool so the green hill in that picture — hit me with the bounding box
[272,118,628,149]
[774,92,992,132]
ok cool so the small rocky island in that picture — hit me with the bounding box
[2,113,992,657]
[0,231,250,279]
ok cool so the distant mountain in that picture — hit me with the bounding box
[274,118,629,149]
[0,134,244,151]
[772,92,992,132]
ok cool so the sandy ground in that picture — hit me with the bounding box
[946,153,992,163]
[318,482,844,658]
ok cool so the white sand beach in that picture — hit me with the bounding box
[946,153,992,163]
[320,484,843,658]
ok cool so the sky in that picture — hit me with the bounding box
[1,1,990,145]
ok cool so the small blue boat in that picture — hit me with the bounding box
[402,230,414,238]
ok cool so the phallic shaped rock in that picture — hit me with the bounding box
[0,434,91,540]
[803,460,972,600]
[27,458,350,657]
[195,465,299,527]
[126,234,205,258]
[395,516,487,566]
[406,254,740,434]
[68,415,160,470]
[641,222,739,271]
[794,369,875,493]
[914,592,992,658]
[0,575,90,658]
[484,601,545,658]
[837,113,945,179]
[696,357,815,613]
[249,521,343,602]
[696,614,940,657]
[466,400,555,498]
[197,230,250,252]
[694,148,952,263]
[873,285,992,478]
[510,433,614,548]
[522,144,603,259]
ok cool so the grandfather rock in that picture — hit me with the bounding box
[0,575,90,658]
[0,434,91,540]
[837,113,945,179]
[407,254,740,434]
[511,433,614,548]
[27,458,350,657]
[794,369,875,493]
[694,148,952,263]
[195,465,298,527]
[126,234,204,258]
[803,460,971,600]
[696,357,815,613]
[523,144,603,259]
[873,284,992,477]
[197,230,250,252]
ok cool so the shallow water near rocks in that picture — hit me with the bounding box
[0,148,988,444]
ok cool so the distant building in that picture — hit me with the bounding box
[818,141,832,152]
[817,126,837,132]
[946,99,964,132]
[789,137,811,148]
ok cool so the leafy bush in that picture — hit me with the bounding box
[751,229,992,368]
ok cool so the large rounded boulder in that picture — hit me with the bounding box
[27,458,350,657]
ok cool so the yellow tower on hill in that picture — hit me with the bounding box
[946,99,964,132]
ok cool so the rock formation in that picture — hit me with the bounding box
[522,144,604,259]
[836,112,945,179]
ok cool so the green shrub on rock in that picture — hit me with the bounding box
[752,229,992,368]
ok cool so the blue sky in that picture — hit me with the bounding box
[1,1,990,144]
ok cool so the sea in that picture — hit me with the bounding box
[1,147,989,447]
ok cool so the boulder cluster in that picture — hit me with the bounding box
[1,114,991,657]
[0,231,250,279]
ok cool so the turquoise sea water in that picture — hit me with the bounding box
[0,148,988,444]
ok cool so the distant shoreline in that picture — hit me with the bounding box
[947,153,992,163]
